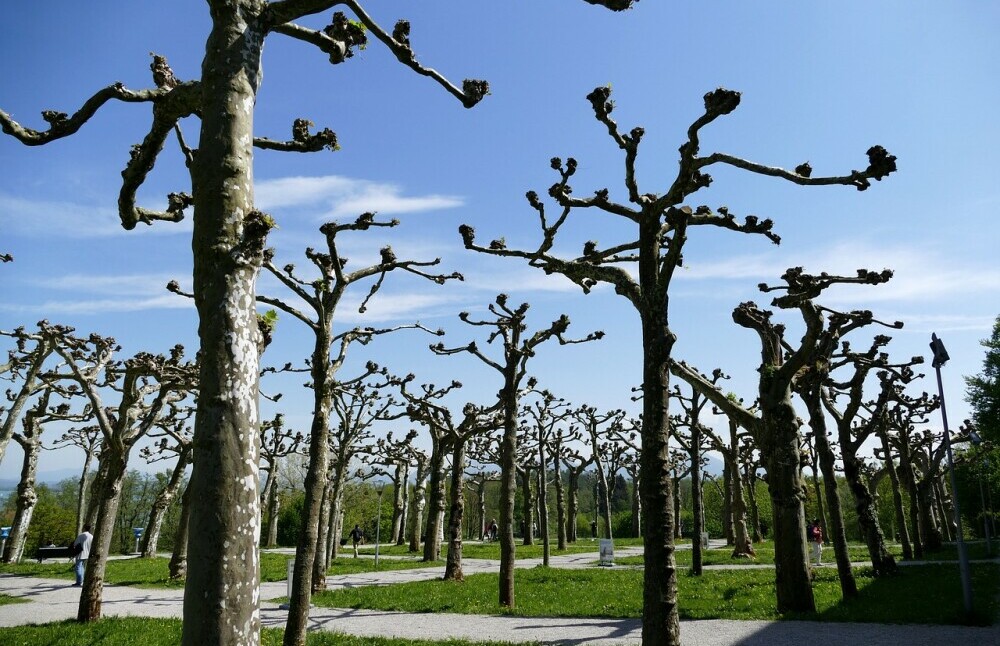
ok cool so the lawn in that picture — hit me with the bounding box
[311,562,999,625]
[615,541,903,567]
[0,552,436,588]
[0,593,29,606]
[358,537,646,560]
[0,617,526,646]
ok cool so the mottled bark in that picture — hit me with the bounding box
[566,469,580,543]
[444,441,467,579]
[408,459,429,552]
[3,436,40,563]
[390,463,407,546]
[722,460,734,545]
[181,7,265,645]
[519,466,535,545]
[843,452,896,575]
[78,450,129,622]
[423,437,448,561]
[880,431,912,559]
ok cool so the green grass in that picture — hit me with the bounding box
[359,537,645,560]
[614,541,903,567]
[0,617,527,646]
[0,593,29,606]
[920,542,999,561]
[311,562,1000,625]
[0,553,435,588]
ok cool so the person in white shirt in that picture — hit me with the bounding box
[72,524,93,586]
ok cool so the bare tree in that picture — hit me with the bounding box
[459,85,895,637]
[523,388,574,562]
[431,294,601,607]
[573,406,624,541]
[258,413,305,548]
[0,326,58,466]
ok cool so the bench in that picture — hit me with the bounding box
[35,545,75,562]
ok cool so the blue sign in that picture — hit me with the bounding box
[132,527,144,538]
[0,526,9,539]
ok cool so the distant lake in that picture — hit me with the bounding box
[0,488,13,506]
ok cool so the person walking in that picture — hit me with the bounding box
[71,524,93,586]
[810,518,824,566]
[349,524,363,558]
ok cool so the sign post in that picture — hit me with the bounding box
[132,527,144,555]
[598,539,614,567]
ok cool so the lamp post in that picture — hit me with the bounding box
[929,333,973,614]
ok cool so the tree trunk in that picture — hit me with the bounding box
[284,324,333,646]
[842,452,896,575]
[169,481,192,580]
[75,450,95,536]
[630,472,641,538]
[745,466,762,543]
[722,460,734,545]
[423,438,447,561]
[934,477,953,542]
[444,441,467,580]
[759,392,815,614]
[265,472,281,548]
[498,376,519,607]
[566,469,579,543]
[520,466,535,545]
[897,443,924,557]
[408,459,428,552]
[538,439,550,565]
[391,463,406,546]
[689,429,703,575]
[142,447,191,557]
[3,437,40,563]
[879,432,912,560]
[397,469,409,546]
[810,465,828,545]
[477,481,488,542]
[592,447,613,542]
[672,475,682,539]
[78,450,129,622]
[182,7,266,645]
[806,404,857,597]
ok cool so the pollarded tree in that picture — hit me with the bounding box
[459,86,895,639]
[49,424,102,536]
[2,387,86,563]
[41,325,197,622]
[246,210,457,628]
[363,429,419,546]
[258,413,305,548]
[545,419,584,548]
[431,294,602,607]
[1,3,491,642]
[823,342,923,575]
[464,467,500,542]
[573,406,624,542]
[523,388,575,562]
[0,325,58,467]
[671,374,724,575]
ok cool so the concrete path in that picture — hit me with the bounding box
[1,548,997,645]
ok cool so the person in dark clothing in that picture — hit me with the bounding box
[349,524,363,558]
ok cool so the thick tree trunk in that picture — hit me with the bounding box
[759,392,815,614]
[78,450,129,622]
[423,439,447,561]
[842,453,896,575]
[934,477,953,542]
[636,251,680,644]
[592,450,613,541]
[84,458,108,532]
[264,473,281,548]
[897,444,924,557]
[182,7,266,645]
[444,441,467,580]
[745,466,762,543]
[806,404,857,597]
[142,447,191,557]
[169,482,192,580]
[3,438,40,563]
[630,473,641,538]
[408,460,428,552]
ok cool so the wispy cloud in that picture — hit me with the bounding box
[0,193,191,238]
[3,273,192,315]
[255,175,463,219]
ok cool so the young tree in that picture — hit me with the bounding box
[258,413,305,548]
[459,86,895,638]
[432,294,601,607]
[523,388,574,562]
[137,405,195,557]
[49,424,102,536]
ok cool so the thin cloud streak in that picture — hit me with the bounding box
[0,193,192,238]
[255,175,463,219]
[0,295,191,315]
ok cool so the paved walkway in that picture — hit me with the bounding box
[1,546,997,645]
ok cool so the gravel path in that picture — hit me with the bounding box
[1,546,997,645]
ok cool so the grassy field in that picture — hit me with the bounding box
[614,541,903,567]
[0,617,526,646]
[311,562,999,625]
[358,537,647,560]
[0,552,436,588]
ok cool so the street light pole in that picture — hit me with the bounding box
[929,333,973,615]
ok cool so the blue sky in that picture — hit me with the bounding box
[2,1,998,482]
